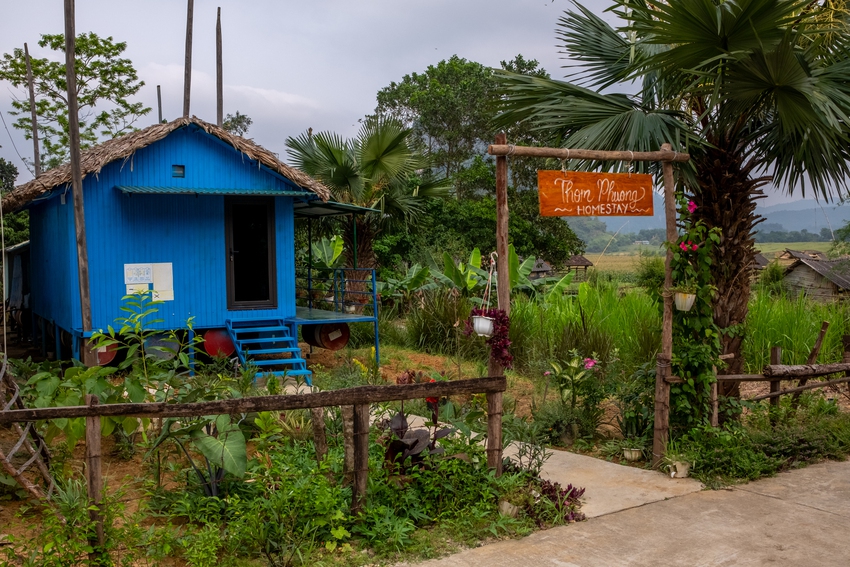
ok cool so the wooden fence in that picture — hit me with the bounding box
[665,323,850,426]
[0,376,507,552]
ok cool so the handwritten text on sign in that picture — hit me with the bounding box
[538,171,654,217]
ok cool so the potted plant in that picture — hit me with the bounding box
[471,313,495,337]
[662,442,696,478]
[620,437,645,462]
[670,282,698,312]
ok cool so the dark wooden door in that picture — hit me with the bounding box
[225,197,277,309]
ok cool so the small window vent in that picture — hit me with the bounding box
[172,165,185,178]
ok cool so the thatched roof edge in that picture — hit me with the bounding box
[2,116,331,211]
[567,254,593,267]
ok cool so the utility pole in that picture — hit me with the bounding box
[24,43,41,177]
[183,0,194,118]
[216,7,223,127]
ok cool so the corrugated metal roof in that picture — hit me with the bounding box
[293,200,379,217]
[116,186,312,197]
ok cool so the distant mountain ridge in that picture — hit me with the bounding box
[594,196,850,234]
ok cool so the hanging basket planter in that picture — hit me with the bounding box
[471,315,495,337]
[674,292,697,312]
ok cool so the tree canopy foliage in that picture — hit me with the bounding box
[0,158,29,246]
[286,117,451,269]
[223,111,252,136]
[0,33,150,169]
[372,54,584,273]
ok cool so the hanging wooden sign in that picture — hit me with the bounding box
[538,170,654,217]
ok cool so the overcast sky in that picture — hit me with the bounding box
[0,0,816,206]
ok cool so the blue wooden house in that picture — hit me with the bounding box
[2,117,379,381]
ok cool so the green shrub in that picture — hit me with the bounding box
[406,289,484,359]
[635,253,665,299]
[679,398,850,487]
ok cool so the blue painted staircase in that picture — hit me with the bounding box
[225,319,312,385]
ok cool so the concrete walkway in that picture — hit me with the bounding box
[540,448,701,518]
[410,458,850,566]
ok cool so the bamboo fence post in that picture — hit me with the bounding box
[843,335,850,395]
[710,378,718,427]
[769,346,782,412]
[652,144,676,468]
[486,392,503,476]
[351,403,370,515]
[341,405,355,486]
[792,321,829,408]
[84,395,105,556]
[310,407,328,464]
[489,132,509,378]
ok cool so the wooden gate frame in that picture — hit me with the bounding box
[488,140,690,466]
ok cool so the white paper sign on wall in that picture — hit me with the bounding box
[124,264,153,284]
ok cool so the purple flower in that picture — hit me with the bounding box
[544,371,552,376]
[687,200,698,214]
[583,358,597,369]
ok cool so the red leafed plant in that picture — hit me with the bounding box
[466,307,513,369]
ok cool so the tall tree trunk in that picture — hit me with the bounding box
[692,144,770,397]
[340,216,378,310]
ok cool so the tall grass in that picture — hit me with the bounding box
[743,291,850,370]
[372,281,850,379]
[508,284,661,374]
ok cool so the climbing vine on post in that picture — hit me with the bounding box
[668,197,724,428]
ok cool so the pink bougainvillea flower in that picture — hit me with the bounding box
[691,244,698,251]
[687,201,698,214]
[679,242,687,251]
[544,371,552,376]
[583,358,597,369]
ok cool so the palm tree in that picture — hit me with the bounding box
[286,117,450,270]
[496,0,850,390]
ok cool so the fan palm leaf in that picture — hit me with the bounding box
[494,0,850,384]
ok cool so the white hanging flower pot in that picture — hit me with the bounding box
[674,292,696,312]
[472,315,495,337]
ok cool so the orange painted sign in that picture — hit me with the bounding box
[538,170,654,217]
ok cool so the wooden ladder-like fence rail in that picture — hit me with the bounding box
[0,376,507,552]
[664,325,850,425]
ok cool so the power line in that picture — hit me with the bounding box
[0,110,35,177]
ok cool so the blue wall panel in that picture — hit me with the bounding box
[30,124,300,333]
[29,192,78,330]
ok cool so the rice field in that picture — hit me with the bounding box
[587,253,642,273]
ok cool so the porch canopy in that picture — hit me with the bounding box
[293,200,379,269]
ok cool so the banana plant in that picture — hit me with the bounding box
[376,264,431,307]
[425,248,486,297]
[309,235,345,270]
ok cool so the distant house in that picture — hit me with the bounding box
[753,252,770,270]
[777,249,828,267]
[529,259,554,280]
[566,255,594,280]
[784,257,850,302]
